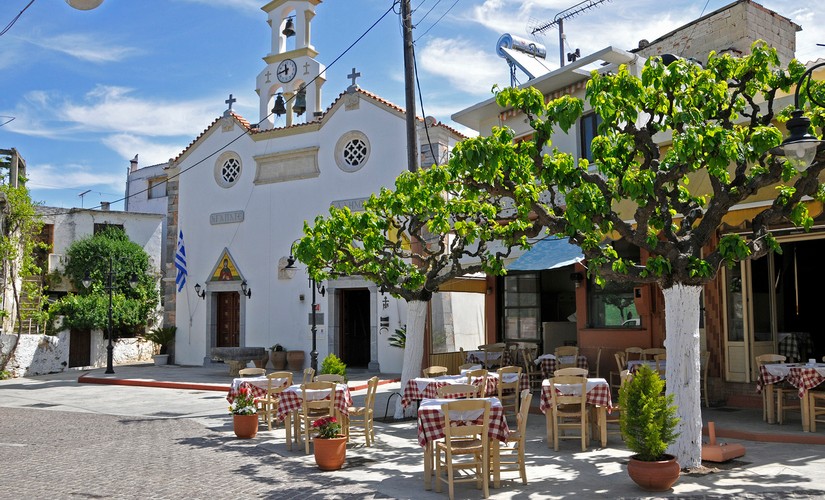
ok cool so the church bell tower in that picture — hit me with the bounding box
[256,0,326,130]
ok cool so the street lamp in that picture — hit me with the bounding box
[285,240,325,373]
[771,57,825,171]
[83,255,137,374]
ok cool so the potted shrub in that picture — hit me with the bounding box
[270,344,287,370]
[143,326,176,366]
[312,415,346,470]
[618,364,680,491]
[320,353,347,381]
[228,386,258,438]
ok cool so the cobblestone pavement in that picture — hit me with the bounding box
[0,406,390,499]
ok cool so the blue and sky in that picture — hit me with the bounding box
[1,0,822,210]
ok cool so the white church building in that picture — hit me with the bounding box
[162,0,475,372]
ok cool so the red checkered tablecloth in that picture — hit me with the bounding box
[786,366,825,398]
[417,397,509,447]
[539,378,612,413]
[466,350,511,368]
[538,355,589,379]
[401,373,529,408]
[756,364,789,393]
[275,383,353,421]
[225,376,290,403]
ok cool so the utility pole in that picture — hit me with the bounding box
[401,0,418,172]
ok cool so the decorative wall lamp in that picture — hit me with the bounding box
[193,283,206,299]
[286,239,325,372]
[272,93,287,117]
[282,16,296,38]
[771,56,825,171]
[240,280,252,298]
[569,272,585,288]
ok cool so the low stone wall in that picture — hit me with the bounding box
[0,330,155,378]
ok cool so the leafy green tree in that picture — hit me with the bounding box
[295,163,537,417]
[50,227,158,336]
[446,42,823,467]
[0,160,45,372]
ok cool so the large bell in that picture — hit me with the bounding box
[282,18,296,38]
[272,93,286,117]
[294,88,307,116]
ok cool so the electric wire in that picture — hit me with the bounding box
[414,0,441,27]
[414,0,460,43]
[0,0,35,37]
[32,1,399,216]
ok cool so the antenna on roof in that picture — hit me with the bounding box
[528,0,612,67]
[78,189,91,208]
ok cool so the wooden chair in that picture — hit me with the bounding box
[549,373,588,451]
[700,351,711,407]
[302,367,315,385]
[297,381,337,454]
[809,390,825,432]
[641,347,666,360]
[423,365,449,378]
[315,373,346,383]
[554,346,579,369]
[603,370,630,443]
[554,367,588,377]
[520,347,543,391]
[239,367,266,377]
[465,368,488,397]
[435,399,491,500]
[492,389,532,487]
[480,343,506,369]
[436,383,479,399]
[256,371,292,431]
[347,376,378,446]
[624,347,644,362]
[589,348,602,378]
[610,351,627,395]
[654,353,667,378]
[496,366,522,418]
[754,354,799,424]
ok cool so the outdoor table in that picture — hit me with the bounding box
[417,397,509,490]
[460,369,530,397]
[758,363,825,430]
[402,372,529,408]
[225,376,289,403]
[276,383,353,449]
[540,377,612,447]
[627,359,666,377]
[535,354,589,379]
[465,350,511,368]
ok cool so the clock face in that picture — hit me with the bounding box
[277,59,297,83]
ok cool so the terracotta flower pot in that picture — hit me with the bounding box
[287,350,305,371]
[313,436,347,470]
[271,350,287,370]
[627,454,680,491]
[233,414,259,439]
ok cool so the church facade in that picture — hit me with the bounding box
[163,0,466,372]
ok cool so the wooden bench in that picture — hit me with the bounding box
[210,347,267,376]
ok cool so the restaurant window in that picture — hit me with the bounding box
[579,112,602,165]
[148,177,167,199]
[503,273,540,341]
[587,241,641,328]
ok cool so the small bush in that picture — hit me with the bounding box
[320,353,347,380]
[0,370,10,380]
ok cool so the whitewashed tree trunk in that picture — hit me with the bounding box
[662,284,703,469]
[394,299,428,419]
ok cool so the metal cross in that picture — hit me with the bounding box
[303,61,310,75]
[264,70,272,83]
[347,67,361,87]
[225,94,236,110]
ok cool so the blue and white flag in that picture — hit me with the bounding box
[175,229,187,292]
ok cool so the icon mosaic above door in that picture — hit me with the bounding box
[209,248,242,282]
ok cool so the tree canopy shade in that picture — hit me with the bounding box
[446,42,824,467]
[295,162,540,417]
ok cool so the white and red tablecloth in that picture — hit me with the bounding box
[225,376,291,403]
[416,397,509,447]
[465,350,511,368]
[275,383,353,421]
[535,354,589,379]
[759,363,825,398]
[539,377,612,413]
[401,373,529,408]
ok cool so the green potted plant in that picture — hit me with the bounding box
[142,326,176,366]
[270,344,287,370]
[618,364,680,491]
[228,385,258,438]
[312,415,346,470]
[320,353,347,381]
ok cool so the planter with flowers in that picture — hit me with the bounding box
[229,386,259,438]
[312,416,346,470]
[270,344,287,370]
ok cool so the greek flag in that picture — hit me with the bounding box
[175,229,187,292]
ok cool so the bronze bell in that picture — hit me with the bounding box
[282,18,295,38]
[294,88,307,116]
[272,93,286,116]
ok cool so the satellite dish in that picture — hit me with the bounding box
[65,0,104,10]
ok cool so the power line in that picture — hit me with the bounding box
[0,0,35,37]
[414,0,460,43]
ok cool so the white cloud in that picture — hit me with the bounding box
[102,134,185,166]
[418,37,509,96]
[23,33,138,63]
[27,163,124,193]
[177,0,261,14]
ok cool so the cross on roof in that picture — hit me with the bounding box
[264,70,272,83]
[225,94,236,110]
[347,67,361,87]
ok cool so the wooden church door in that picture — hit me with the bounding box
[217,292,240,347]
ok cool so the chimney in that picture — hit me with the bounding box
[100,201,110,211]
[130,154,139,173]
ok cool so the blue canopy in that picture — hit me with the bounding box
[507,238,584,271]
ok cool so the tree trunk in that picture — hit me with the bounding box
[662,283,703,469]
[394,299,427,419]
